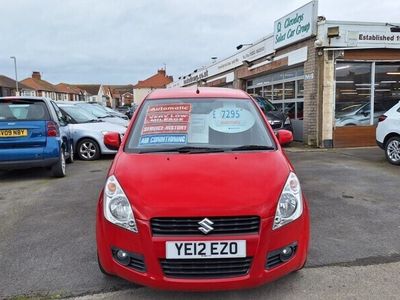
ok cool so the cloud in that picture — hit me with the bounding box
[0,0,399,84]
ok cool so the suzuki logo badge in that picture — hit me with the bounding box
[198,218,214,234]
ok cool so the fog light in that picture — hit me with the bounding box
[116,250,130,265]
[279,246,294,262]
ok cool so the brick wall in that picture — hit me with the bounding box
[302,38,319,146]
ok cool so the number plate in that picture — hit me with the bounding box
[166,240,246,259]
[0,129,28,137]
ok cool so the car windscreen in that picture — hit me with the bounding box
[78,104,110,118]
[125,98,275,153]
[0,100,50,121]
[255,97,277,112]
[59,105,98,123]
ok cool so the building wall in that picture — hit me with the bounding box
[134,88,153,105]
[303,39,319,146]
[320,51,335,148]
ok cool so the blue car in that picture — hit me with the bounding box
[0,97,73,177]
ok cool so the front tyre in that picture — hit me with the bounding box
[385,136,400,165]
[51,148,66,178]
[77,139,101,161]
[66,142,74,164]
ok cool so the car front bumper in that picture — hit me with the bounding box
[97,195,310,291]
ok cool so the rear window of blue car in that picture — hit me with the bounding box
[0,100,50,121]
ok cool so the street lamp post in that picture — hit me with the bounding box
[10,56,19,96]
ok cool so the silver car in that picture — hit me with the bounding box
[56,103,126,161]
[335,102,385,126]
[75,102,129,127]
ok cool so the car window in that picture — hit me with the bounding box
[78,104,109,118]
[0,100,50,121]
[125,98,275,152]
[59,105,98,123]
[50,101,67,125]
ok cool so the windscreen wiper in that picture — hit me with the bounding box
[85,119,102,123]
[229,145,275,151]
[138,146,226,154]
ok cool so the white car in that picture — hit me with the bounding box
[376,101,400,165]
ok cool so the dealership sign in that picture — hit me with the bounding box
[346,31,400,46]
[273,0,318,50]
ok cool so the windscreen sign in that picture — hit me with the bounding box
[273,0,318,50]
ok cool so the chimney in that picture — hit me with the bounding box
[32,71,41,80]
[158,69,166,76]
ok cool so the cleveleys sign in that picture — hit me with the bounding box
[273,0,318,50]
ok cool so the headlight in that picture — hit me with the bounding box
[273,172,303,230]
[103,175,138,233]
[284,117,291,125]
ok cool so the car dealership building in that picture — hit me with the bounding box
[167,0,400,147]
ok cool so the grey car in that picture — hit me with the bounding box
[335,102,386,126]
[75,102,129,127]
[90,103,129,120]
[56,103,126,161]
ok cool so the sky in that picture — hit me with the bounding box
[1,0,399,85]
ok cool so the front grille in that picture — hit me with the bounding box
[151,216,260,236]
[160,257,252,278]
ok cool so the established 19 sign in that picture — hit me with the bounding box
[273,0,318,50]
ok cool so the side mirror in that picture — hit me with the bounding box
[276,129,293,146]
[104,132,121,150]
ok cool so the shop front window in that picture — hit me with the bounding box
[263,85,272,100]
[284,81,295,100]
[374,63,400,122]
[335,62,372,127]
[273,83,283,100]
[297,80,304,98]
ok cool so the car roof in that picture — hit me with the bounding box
[146,87,249,100]
[0,96,50,102]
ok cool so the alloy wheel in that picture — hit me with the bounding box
[79,141,97,160]
[387,139,400,163]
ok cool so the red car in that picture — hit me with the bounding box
[96,87,310,291]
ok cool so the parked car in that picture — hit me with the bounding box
[125,104,138,119]
[115,106,130,114]
[335,102,386,126]
[96,87,309,291]
[56,102,127,161]
[103,106,129,120]
[0,97,73,177]
[250,95,293,132]
[376,101,400,165]
[74,102,129,127]
[88,102,129,120]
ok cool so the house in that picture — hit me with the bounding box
[102,85,134,107]
[74,84,104,104]
[0,75,35,97]
[133,69,173,105]
[20,72,57,100]
[55,83,83,101]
